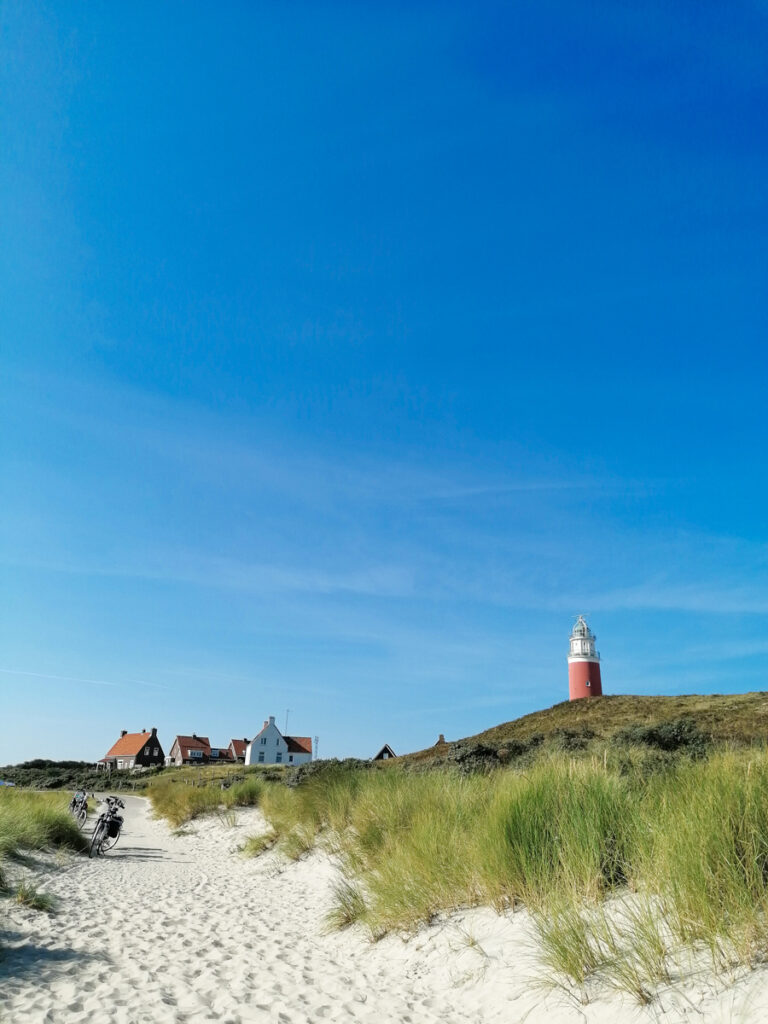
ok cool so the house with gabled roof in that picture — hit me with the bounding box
[98,728,164,771]
[229,738,250,763]
[244,716,312,767]
[168,734,211,766]
[373,744,396,761]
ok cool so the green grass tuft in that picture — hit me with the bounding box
[12,880,56,912]
[325,879,368,932]
[241,832,276,857]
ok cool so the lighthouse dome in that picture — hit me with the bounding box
[571,615,592,639]
[568,616,598,660]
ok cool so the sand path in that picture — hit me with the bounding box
[3,796,768,1023]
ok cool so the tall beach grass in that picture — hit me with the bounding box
[250,749,768,999]
[145,746,768,1002]
[147,774,266,827]
[0,789,87,860]
[0,789,87,914]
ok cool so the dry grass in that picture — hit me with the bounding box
[398,692,768,768]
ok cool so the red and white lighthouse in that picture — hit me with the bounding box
[567,615,602,700]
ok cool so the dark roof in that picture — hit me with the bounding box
[285,735,312,755]
[373,744,397,760]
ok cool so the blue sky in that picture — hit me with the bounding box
[1,2,766,764]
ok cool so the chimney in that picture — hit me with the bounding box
[263,719,268,730]
[120,730,128,738]
[151,727,157,736]
[193,732,197,739]
[437,734,445,745]
[268,716,275,726]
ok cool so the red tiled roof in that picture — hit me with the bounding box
[229,739,248,757]
[173,735,211,754]
[285,735,312,755]
[104,732,154,758]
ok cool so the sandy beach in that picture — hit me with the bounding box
[2,796,768,1024]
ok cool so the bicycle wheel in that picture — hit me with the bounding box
[100,827,120,853]
[76,805,88,829]
[89,822,106,858]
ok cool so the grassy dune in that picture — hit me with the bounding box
[398,692,768,770]
[139,694,768,1004]
[0,789,88,912]
[0,789,87,860]
[245,750,768,1002]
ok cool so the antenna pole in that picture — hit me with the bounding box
[284,708,291,734]
[314,735,319,761]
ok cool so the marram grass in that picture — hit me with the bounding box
[0,790,86,916]
[145,747,768,1003]
[0,790,87,860]
[249,749,768,1003]
[147,774,266,827]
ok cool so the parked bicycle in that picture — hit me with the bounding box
[89,796,125,858]
[68,790,89,830]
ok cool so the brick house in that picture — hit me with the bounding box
[98,728,164,771]
[168,734,211,766]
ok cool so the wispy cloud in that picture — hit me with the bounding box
[0,667,169,691]
[0,551,418,599]
[560,581,768,615]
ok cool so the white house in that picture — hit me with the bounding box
[244,716,313,767]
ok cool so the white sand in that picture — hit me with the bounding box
[2,796,768,1023]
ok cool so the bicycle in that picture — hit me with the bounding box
[89,796,125,857]
[68,790,89,830]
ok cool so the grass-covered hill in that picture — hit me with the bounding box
[398,692,768,771]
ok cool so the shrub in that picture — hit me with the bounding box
[614,717,709,756]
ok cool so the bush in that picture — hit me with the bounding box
[613,717,709,756]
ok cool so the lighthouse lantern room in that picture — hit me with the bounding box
[567,615,603,700]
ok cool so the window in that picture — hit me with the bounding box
[258,752,264,763]
[144,747,149,755]
[276,753,282,763]
[153,748,159,756]
[117,760,124,769]
[261,738,267,745]
[289,755,293,763]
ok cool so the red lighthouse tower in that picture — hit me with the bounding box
[568,615,602,700]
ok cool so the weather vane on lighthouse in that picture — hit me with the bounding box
[567,615,603,700]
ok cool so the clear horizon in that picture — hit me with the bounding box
[1,2,766,764]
